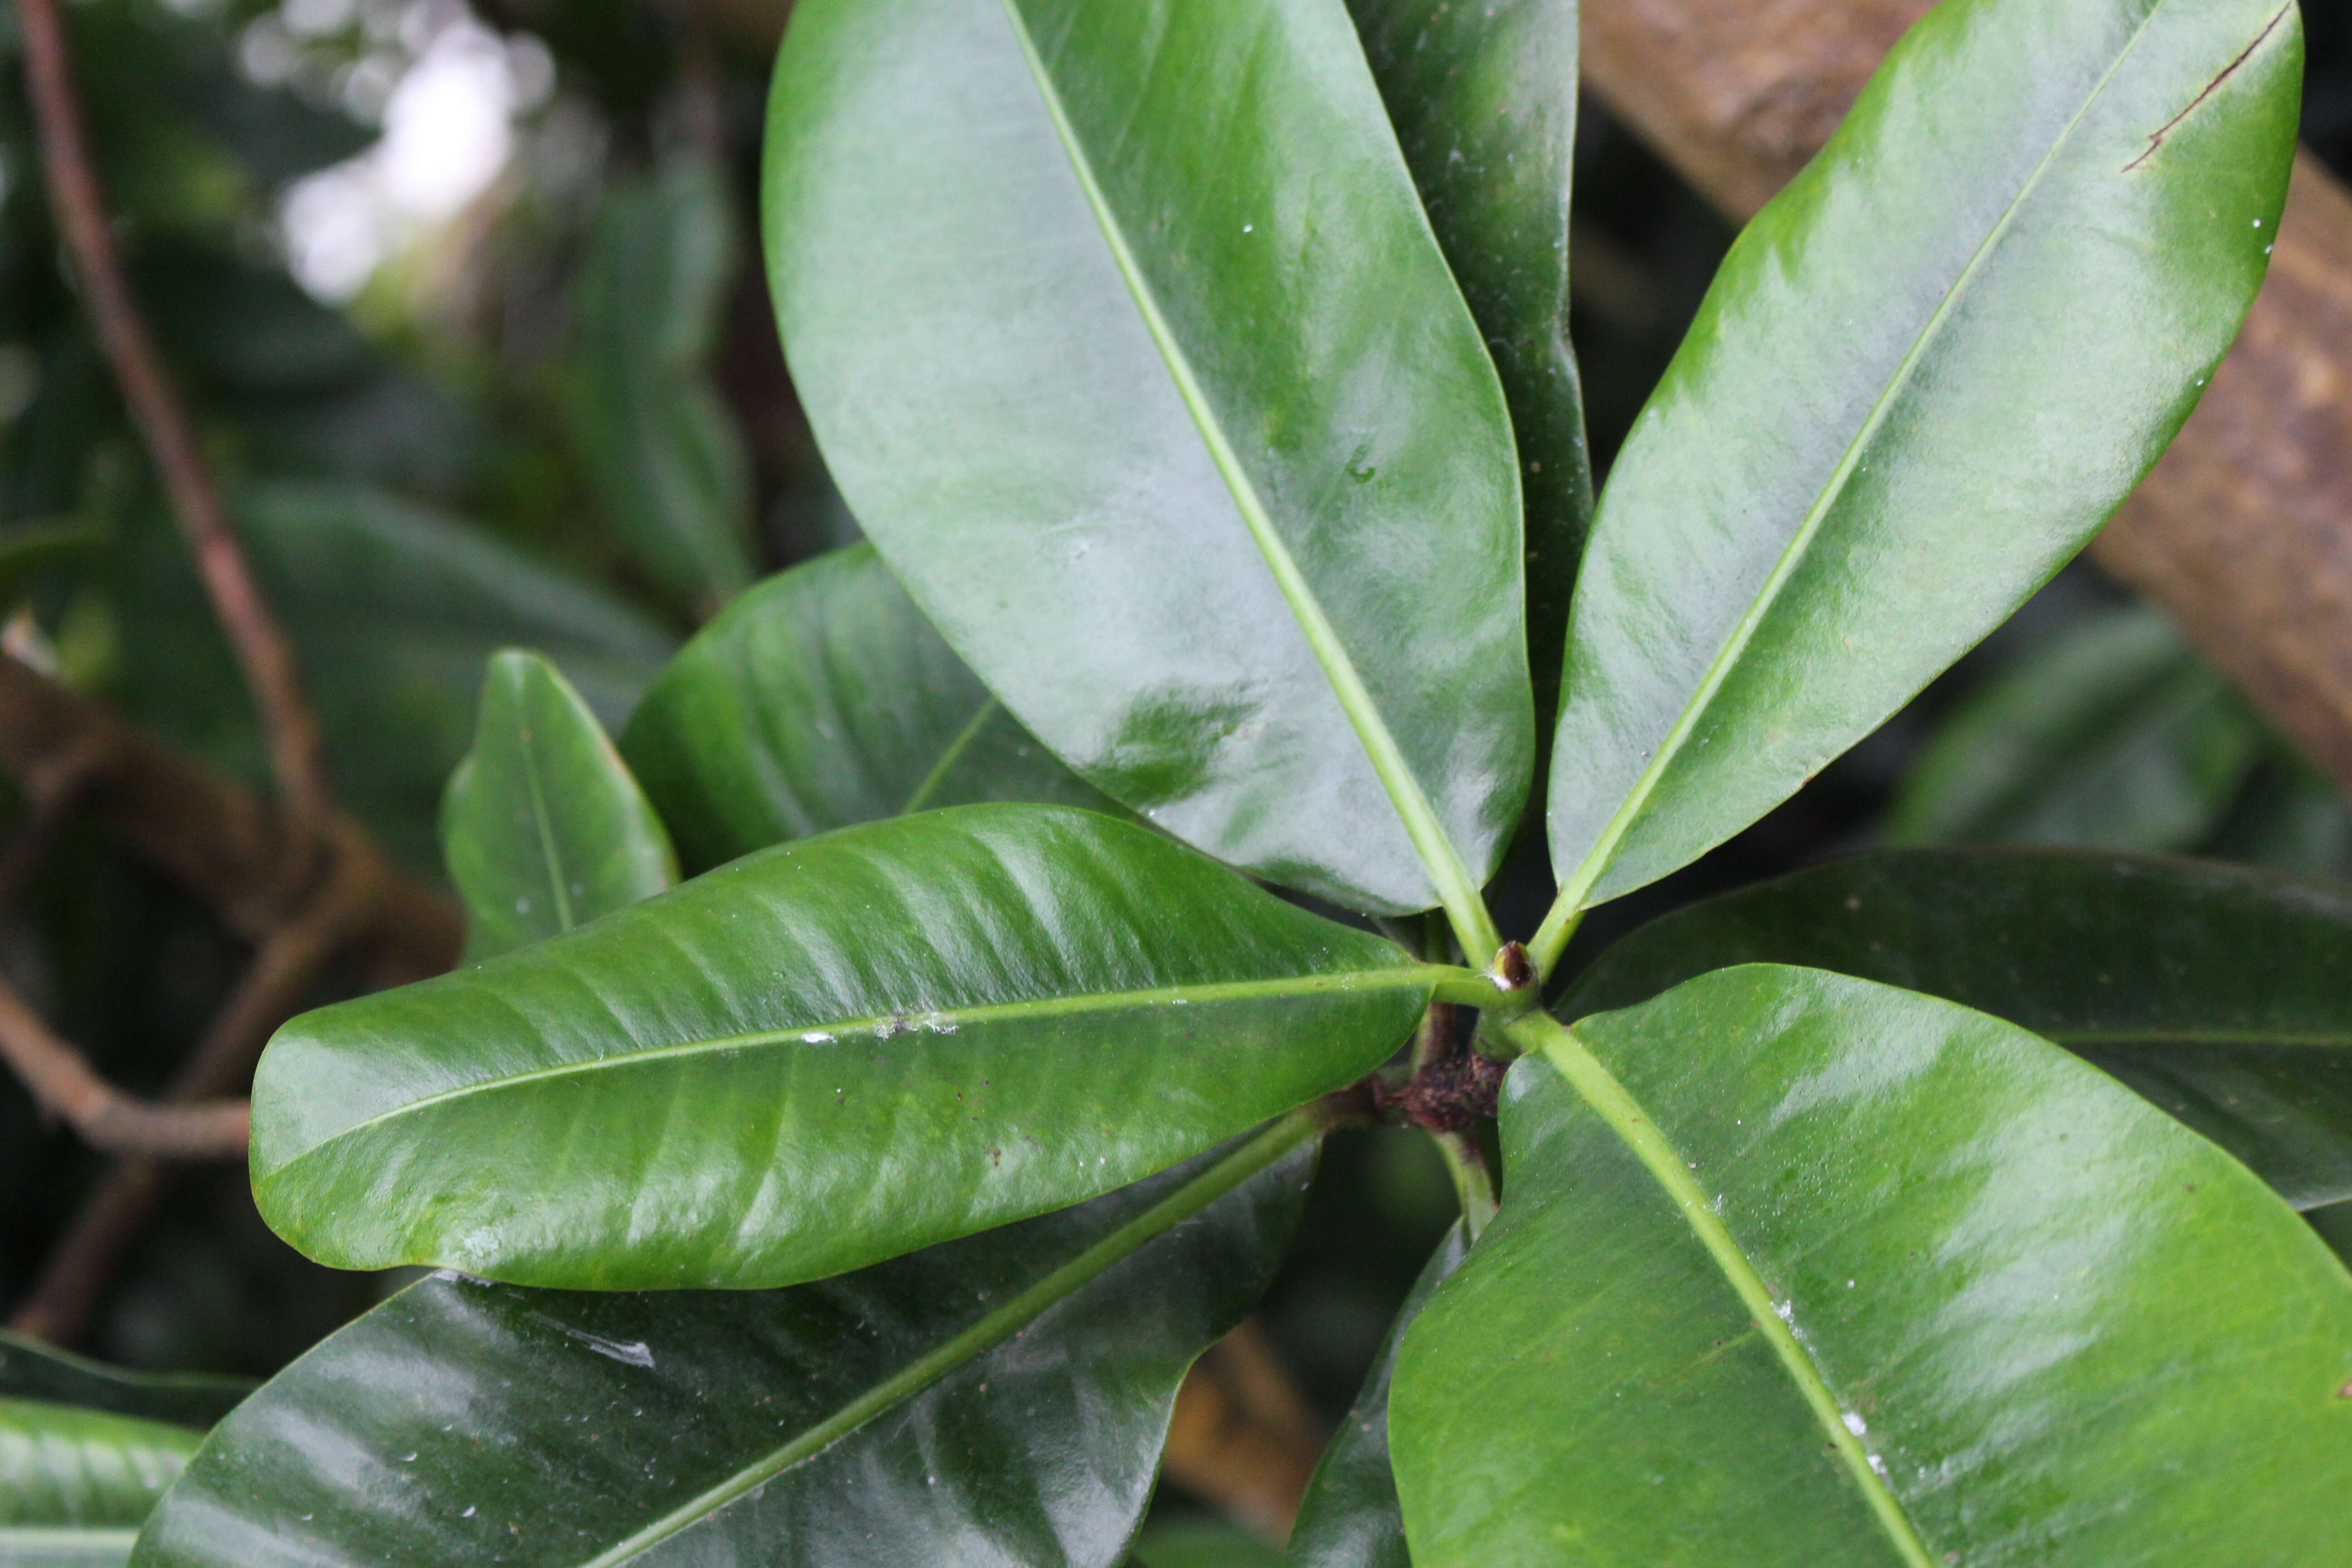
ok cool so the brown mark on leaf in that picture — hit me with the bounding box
[2122,4,2292,173]
[2337,1377,2352,1399]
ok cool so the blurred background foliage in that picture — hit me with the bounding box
[2,0,2350,1531]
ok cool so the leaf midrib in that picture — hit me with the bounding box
[577,1113,1317,1566]
[267,964,1445,1169]
[1558,0,2179,911]
[901,697,999,815]
[993,0,1499,951]
[516,710,579,935]
[1514,1011,1939,1568]
[2,1526,142,1548]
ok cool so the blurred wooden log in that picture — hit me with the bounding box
[1162,1318,1329,1541]
[1583,0,2352,794]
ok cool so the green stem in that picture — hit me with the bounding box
[1430,1128,1497,1241]
[1526,890,1588,981]
[582,1110,1323,1566]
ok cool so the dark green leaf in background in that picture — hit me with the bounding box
[566,158,758,619]
[1348,0,1593,736]
[443,649,676,962]
[252,805,1436,1288]
[2310,1198,2352,1267]
[2,1400,204,1566]
[120,480,676,867]
[1398,967,2352,1566]
[766,0,1531,922]
[1563,848,2352,1208]
[0,519,103,611]
[1286,1224,1466,1568]
[620,544,1116,872]
[1134,1520,1287,1568]
[134,1134,1313,1568]
[1545,0,2301,915]
[1888,605,2262,851]
[0,1335,250,1431]
[0,1294,250,1564]
[2208,745,2352,880]
[135,242,485,495]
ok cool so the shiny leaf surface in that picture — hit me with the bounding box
[1,1400,203,1558]
[766,0,1531,921]
[443,649,676,961]
[253,805,1436,1288]
[1348,0,1592,730]
[1546,0,2300,910]
[0,1340,248,1567]
[1286,1224,1466,1568]
[1563,848,2352,1206]
[1888,606,2261,851]
[619,545,1115,873]
[566,158,757,617]
[133,1132,1313,1568]
[1399,967,2352,1565]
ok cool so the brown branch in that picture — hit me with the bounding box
[8,820,388,1344]
[1582,0,2352,800]
[12,0,332,853]
[0,658,458,1343]
[0,655,458,971]
[0,977,249,1159]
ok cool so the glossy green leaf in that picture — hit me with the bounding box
[619,545,1116,873]
[765,0,1531,924]
[1348,0,1592,731]
[1563,847,2352,1207]
[0,1339,249,1567]
[1545,0,2300,913]
[1286,1224,1466,1568]
[253,804,1436,1288]
[119,481,676,868]
[1400,966,2352,1565]
[566,158,757,618]
[0,1336,250,1432]
[1889,606,2261,851]
[444,649,676,962]
[133,1131,1313,1568]
[2,1399,204,1567]
[1134,1520,1286,1568]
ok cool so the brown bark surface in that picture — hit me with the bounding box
[1584,0,2352,791]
